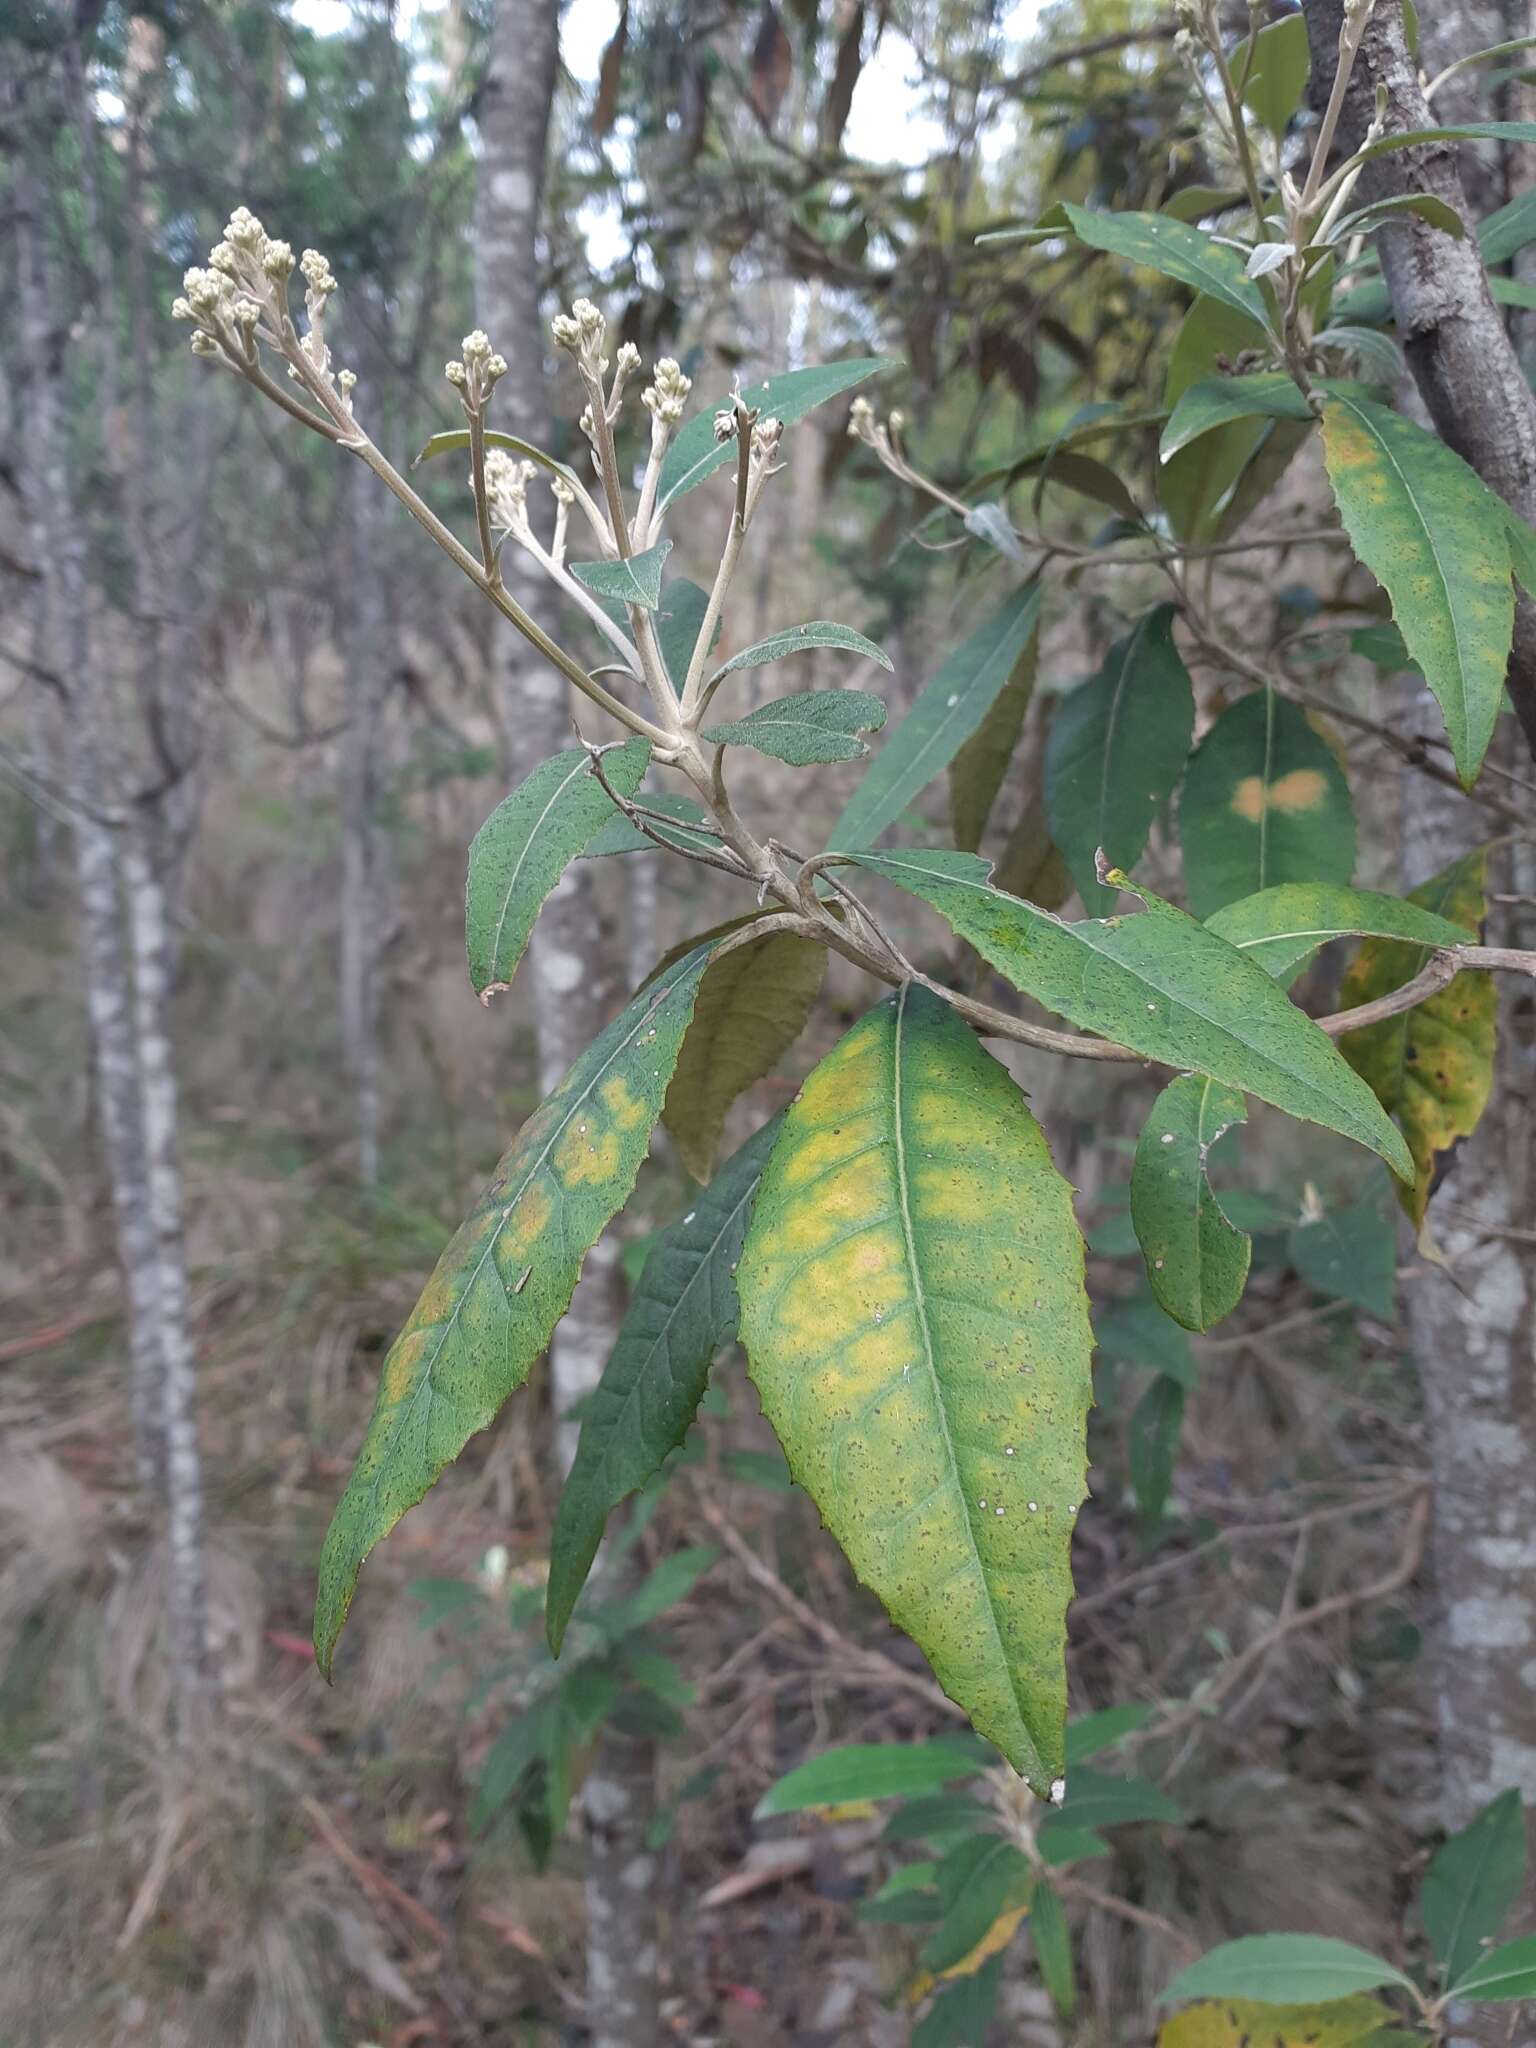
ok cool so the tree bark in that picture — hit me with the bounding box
[1303,0,1536,754]
[1305,15,1536,2037]
[476,5,659,2040]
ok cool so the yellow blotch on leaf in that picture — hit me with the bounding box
[1230,768,1328,823]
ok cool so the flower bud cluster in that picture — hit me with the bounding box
[172,207,355,405]
[483,449,537,537]
[444,327,509,409]
[642,357,692,427]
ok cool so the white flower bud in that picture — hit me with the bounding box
[713,407,739,443]
[752,415,784,457]
[182,266,231,317]
[615,341,642,375]
[209,241,242,277]
[572,297,604,337]
[847,395,876,439]
[171,296,195,323]
[445,360,468,388]
[232,296,261,331]
[189,330,220,356]
[551,312,582,350]
[578,403,596,438]
[263,239,295,278]
[550,476,575,504]
[300,248,336,297]
[224,205,267,251]
[486,353,508,383]
[338,368,357,397]
[461,328,492,363]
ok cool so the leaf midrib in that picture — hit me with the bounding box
[482,754,594,983]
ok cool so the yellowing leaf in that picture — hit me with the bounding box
[663,930,825,1180]
[1157,1994,1394,2048]
[738,987,1093,1793]
[314,947,711,1676]
[1338,849,1496,1228]
[909,1902,1032,2002]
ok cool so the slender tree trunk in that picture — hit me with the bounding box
[123,823,219,1744]
[476,5,659,2040]
[12,129,168,1499]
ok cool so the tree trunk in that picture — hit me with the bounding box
[476,5,659,2040]
[1304,14,1536,2035]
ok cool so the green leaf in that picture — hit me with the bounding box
[313,946,712,1677]
[466,740,650,999]
[707,619,893,683]
[1161,1935,1415,2005]
[1030,1878,1076,2017]
[663,931,824,1179]
[1057,203,1269,326]
[1161,373,1313,460]
[1479,185,1536,265]
[703,688,888,765]
[738,986,1094,1793]
[1327,192,1467,242]
[829,583,1042,852]
[1321,393,1514,786]
[1129,1375,1186,1531]
[1157,1994,1397,2047]
[884,1793,997,1845]
[1096,1298,1198,1388]
[1131,1076,1250,1332]
[912,1954,1003,2048]
[583,791,719,859]
[411,424,581,493]
[1242,11,1309,135]
[655,578,717,687]
[544,1118,779,1654]
[1338,849,1496,1227]
[949,634,1040,854]
[1179,691,1356,920]
[1065,1703,1155,1764]
[922,1836,1034,1973]
[1348,119,1536,167]
[1423,1790,1527,1990]
[1044,605,1195,913]
[570,539,674,611]
[1053,1766,1182,1830]
[1288,1184,1396,1320]
[1205,882,1474,985]
[1160,297,1274,541]
[1450,1934,1536,1999]
[843,850,1414,1180]
[1036,1824,1111,1867]
[657,357,897,508]
[755,1738,986,1817]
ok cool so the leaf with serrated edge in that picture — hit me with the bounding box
[738,986,1093,1793]
[1337,849,1495,1226]
[545,1117,780,1653]
[702,689,888,766]
[466,740,649,998]
[1131,1076,1250,1332]
[313,946,712,1677]
[1179,690,1356,921]
[844,848,1413,1180]
[1045,605,1195,913]
[829,584,1041,852]
[1322,394,1513,786]
[657,358,897,507]
[1206,882,1474,985]
[663,932,824,1178]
